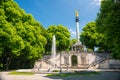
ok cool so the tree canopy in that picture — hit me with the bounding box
[96,0,120,59]
[0,0,47,70]
[80,22,103,51]
[45,25,71,53]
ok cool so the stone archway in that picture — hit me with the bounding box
[71,55,78,66]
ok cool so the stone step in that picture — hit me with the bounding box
[62,66,88,69]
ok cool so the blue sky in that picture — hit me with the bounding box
[14,0,101,38]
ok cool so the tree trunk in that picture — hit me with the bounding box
[6,57,12,70]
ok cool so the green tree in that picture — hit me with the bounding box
[80,22,103,51]
[70,39,77,45]
[46,25,71,53]
[0,16,25,70]
[0,0,47,70]
[96,0,120,59]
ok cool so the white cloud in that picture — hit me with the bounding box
[92,0,102,6]
[69,29,76,38]
[69,29,76,35]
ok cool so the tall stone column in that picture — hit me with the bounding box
[75,10,80,43]
[71,10,84,52]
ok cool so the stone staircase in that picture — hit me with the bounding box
[88,58,109,69]
[61,64,89,69]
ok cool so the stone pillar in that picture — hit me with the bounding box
[69,54,71,67]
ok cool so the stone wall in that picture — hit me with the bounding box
[34,52,120,69]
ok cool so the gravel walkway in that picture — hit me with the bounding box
[0,71,120,80]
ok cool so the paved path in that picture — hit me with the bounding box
[0,71,120,80]
[0,72,53,80]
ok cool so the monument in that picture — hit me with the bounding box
[71,10,84,52]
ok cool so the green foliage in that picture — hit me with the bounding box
[80,22,103,51]
[45,25,71,53]
[9,71,34,75]
[70,39,77,45]
[52,70,59,72]
[0,0,47,70]
[96,0,120,59]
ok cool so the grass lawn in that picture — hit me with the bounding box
[8,71,34,75]
[47,71,101,77]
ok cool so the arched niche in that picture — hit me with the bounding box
[71,55,78,66]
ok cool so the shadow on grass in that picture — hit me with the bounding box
[47,71,101,77]
[45,71,120,80]
[45,71,101,80]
